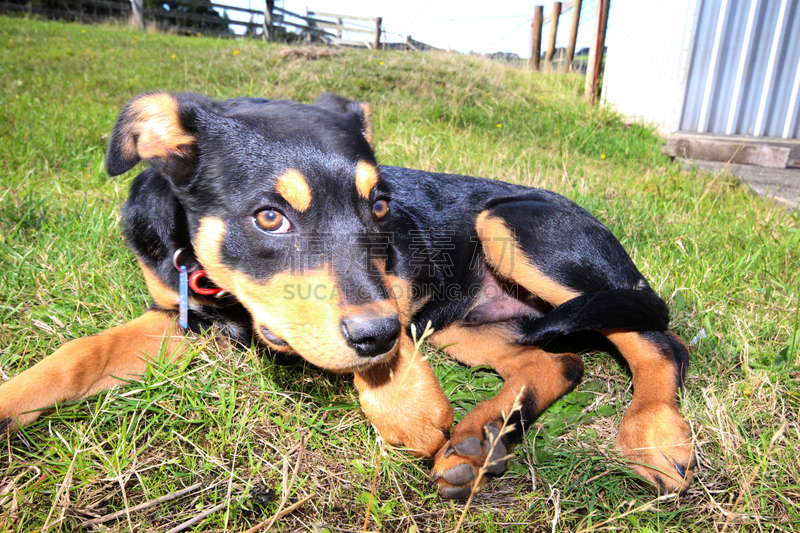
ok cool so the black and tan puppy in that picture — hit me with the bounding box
[0,92,695,498]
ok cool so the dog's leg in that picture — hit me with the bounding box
[0,310,187,433]
[428,323,583,498]
[604,329,695,494]
[353,330,453,459]
[475,203,695,494]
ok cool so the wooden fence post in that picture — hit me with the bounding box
[544,2,562,73]
[563,0,582,73]
[584,0,610,103]
[263,0,274,42]
[374,17,382,50]
[529,5,544,71]
[305,8,315,42]
[131,0,144,29]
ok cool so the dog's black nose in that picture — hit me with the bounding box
[341,313,401,358]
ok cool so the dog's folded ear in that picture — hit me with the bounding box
[106,92,209,185]
[313,92,374,147]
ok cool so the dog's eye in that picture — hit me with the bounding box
[372,199,389,220]
[255,209,291,233]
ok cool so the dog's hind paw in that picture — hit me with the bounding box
[431,423,510,499]
[616,403,696,495]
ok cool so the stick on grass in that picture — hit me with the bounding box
[80,482,204,528]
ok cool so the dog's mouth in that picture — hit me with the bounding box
[259,325,289,348]
[256,320,400,372]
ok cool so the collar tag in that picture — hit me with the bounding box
[179,265,189,329]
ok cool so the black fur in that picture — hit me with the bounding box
[500,387,538,448]
[518,289,670,344]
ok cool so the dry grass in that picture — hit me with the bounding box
[276,45,341,61]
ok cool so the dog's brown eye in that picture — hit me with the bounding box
[255,209,291,233]
[372,199,389,220]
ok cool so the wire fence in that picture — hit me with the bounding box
[536,0,599,73]
[1,0,606,81]
[1,0,383,46]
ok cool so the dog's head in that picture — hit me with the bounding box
[106,92,402,372]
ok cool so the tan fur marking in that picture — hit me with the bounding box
[604,329,695,493]
[353,331,452,457]
[139,260,179,310]
[193,217,400,371]
[355,161,379,200]
[275,169,312,212]
[359,103,374,147]
[340,300,398,324]
[476,211,579,306]
[0,311,187,431]
[126,93,195,162]
[603,329,677,404]
[383,275,413,321]
[430,323,579,405]
[430,322,583,492]
[430,322,521,370]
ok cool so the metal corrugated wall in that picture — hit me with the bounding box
[680,0,800,138]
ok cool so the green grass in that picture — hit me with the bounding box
[1,15,799,532]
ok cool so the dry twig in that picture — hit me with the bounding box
[166,502,227,533]
[79,482,204,528]
[244,493,316,533]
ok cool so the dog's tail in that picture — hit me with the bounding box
[519,289,670,345]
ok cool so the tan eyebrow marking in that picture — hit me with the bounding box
[275,168,312,212]
[355,161,379,200]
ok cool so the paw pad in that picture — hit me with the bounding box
[440,463,476,486]
[432,423,512,499]
[454,436,482,457]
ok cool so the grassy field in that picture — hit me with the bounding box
[1,15,798,532]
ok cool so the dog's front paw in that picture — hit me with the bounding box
[355,371,453,458]
[431,422,510,499]
[377,409,452,459]
[616,402,696,494]
[353,335,454,458]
